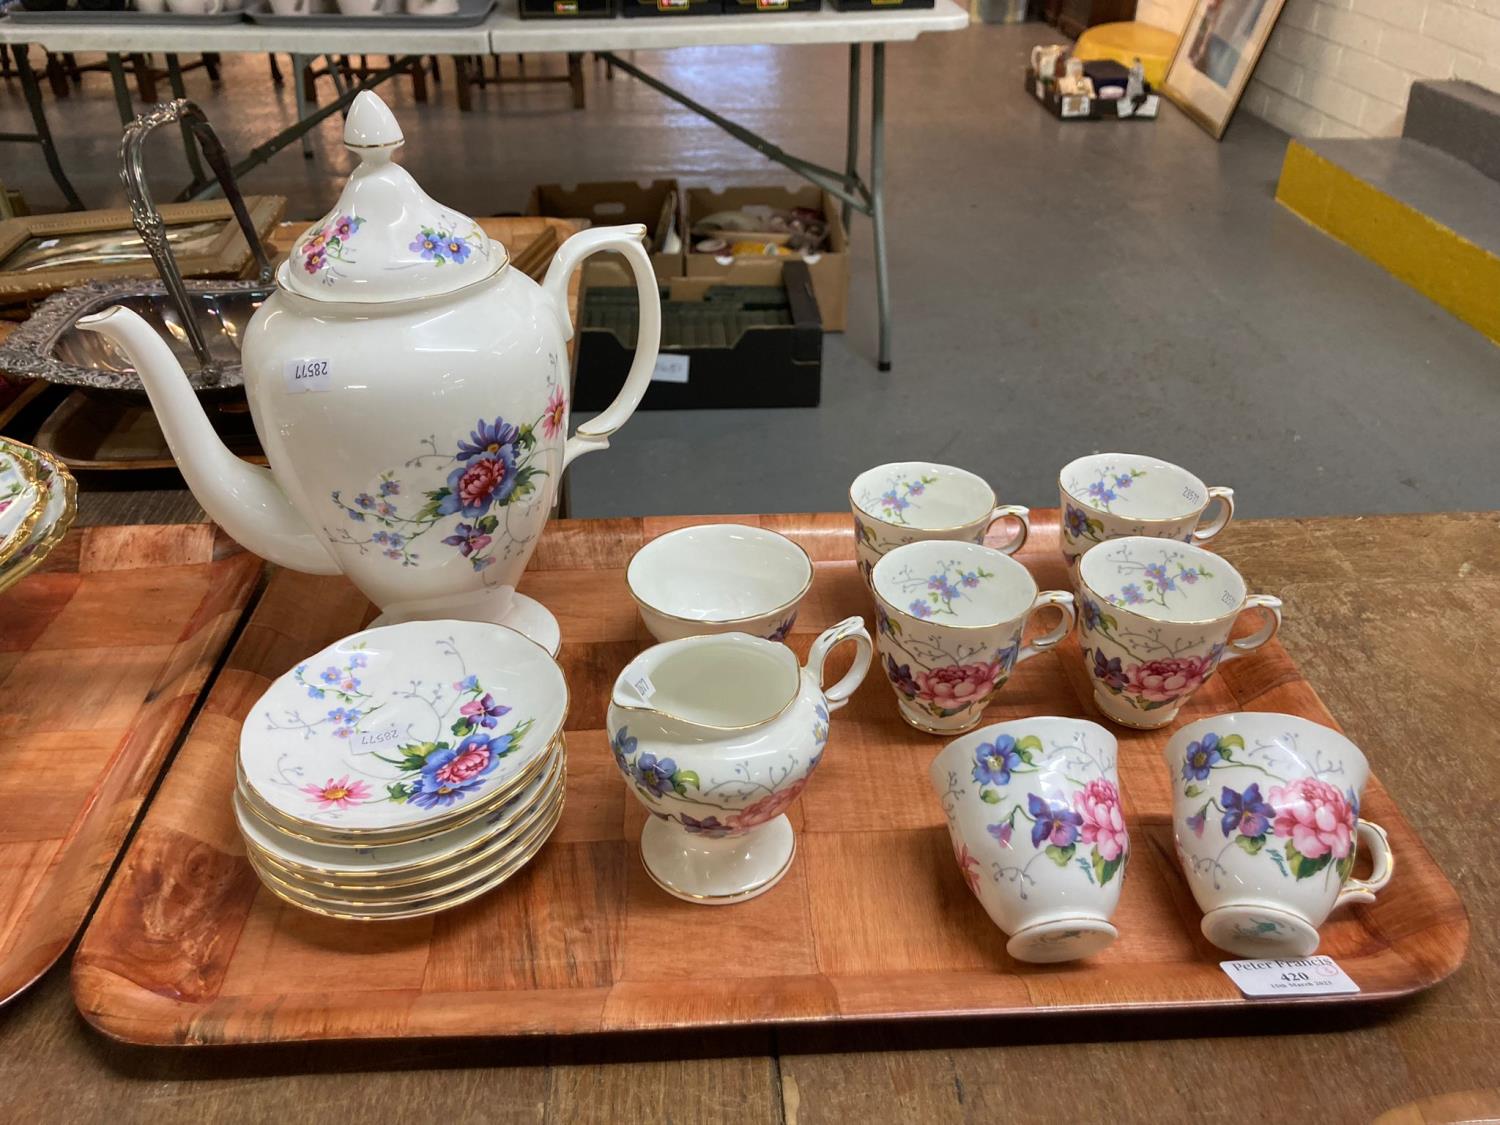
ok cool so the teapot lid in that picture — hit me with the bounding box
[278,91,505,304]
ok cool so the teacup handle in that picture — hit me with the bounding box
[1015,590,1076,665]
[1191,486,1235,542]
[983,505,1030,556]
[806,615,873,712]
[1336,820,1394,907]
[1217,594,1282,663]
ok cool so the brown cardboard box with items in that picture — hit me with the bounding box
[526,179,683,284]
[684,185,848,332]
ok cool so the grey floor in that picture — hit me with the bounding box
[3,22,1497,518]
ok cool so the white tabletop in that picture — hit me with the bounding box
[0,0,967,55]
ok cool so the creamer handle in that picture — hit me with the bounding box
[542,224,661,471]
[805,616,873,713]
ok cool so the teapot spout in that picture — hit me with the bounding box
[76,306,339,575]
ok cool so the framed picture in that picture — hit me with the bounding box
[1163,0,1289,139]
[0,197,285,305]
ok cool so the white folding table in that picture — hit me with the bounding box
[0,0,968,366]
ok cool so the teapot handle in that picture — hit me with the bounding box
[542,224,661,472]
[805,615,873,713]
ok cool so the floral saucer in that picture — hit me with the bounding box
[235,735,565,885]
[0,442,77,592]
[239,619,568,843]
[0,445,42,571]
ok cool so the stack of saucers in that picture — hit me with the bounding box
[0,437,77,595]
[235,619,568,921]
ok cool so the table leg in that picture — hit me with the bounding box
[130,52,156,102]
[870,42,890,372]
[568,52,585,109]
[11,44,85,210]
[842,44,860,238]
[106,53,134,125]
[165,54,207,186]
[292,53,315,157]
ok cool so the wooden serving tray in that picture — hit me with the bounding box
[71,513,1467,1045]
[0,524,261,1006]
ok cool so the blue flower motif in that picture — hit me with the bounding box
[884,654,920,699]
[408,773,484,808]
[378,479,400,496]
[972,734,1022,787]
[443,234,472,264]
[1144,562,1176,592]
[1087,481,1117,504]
[349,653,368,668]
[1080,597,1103,631]
[611,727,638,771]
[454,674,480,692]
[456,417,520,463]
[1115,473,1134,489]
[960,571,981,589]
[354,493,375,510]
[634,753,678,797]
[319,666,342,686]
[438,444,520,519]
[1181,733,1222,781]
[1028,793,1083,848]
[410,232,446,261]
[996,637,1022,670]
[1186,809,1207,836]
[1179,568,1200,585]
[909,599,934,619]
[880,488,908,512]
[1220,783,1274,839]
[1121,584,1145,605]
[1064,504,1090,538]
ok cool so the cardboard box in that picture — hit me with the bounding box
[526,179,682,284]
[519,0,613,16]
[683,185,848,332]
[576,262,822,410]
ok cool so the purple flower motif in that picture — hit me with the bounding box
[610,727,637,771]
[928,575,960,600]
[881,489,909,512]
[884,654,920,699]
[379,479,400,496]
[680,814,731,838]
[443,235,472,264]
[907,480,925,496]
[995,637,1022,670]
[1115,474,1134,489]
[1179,568,1200,585]
[1121,584,1145,605]
[1092,648,1126,691]
[383,548,402,560]
[1220,783,1275,839]
[456,417,520,463]
[326,706,360,725]
[442,521,494,559]
[319,666,343,686]
[459,691,511,729]
[766,613,797,643]
[1186,810,1207,837]
[959,571,981,589]
[634,753,678,798]
[972,735,1022,786]
[1028,793,1083,849]
[1181,733,1222,781]
[1087,481,1117,504]
[372,531,389,546]
[354,493,375,510]
[376,501,396,518]
[411,232,446,261]
[349,653,368,669]
[1064,504,1090,538]
[1080,597,1103,631]
[988,821,1014,848]
[909,599,934,620]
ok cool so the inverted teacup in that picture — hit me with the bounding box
[872,540,1074,734]
[930,717,1127,963]
[1059,453,1234,571]
[1165,713,1394,957]
[626,523,813,643]
[850,461,1029,587]
[1077,536,1280,729]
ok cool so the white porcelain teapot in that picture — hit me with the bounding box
[79,91,661,653]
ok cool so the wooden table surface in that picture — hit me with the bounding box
[0,507,1494,1122]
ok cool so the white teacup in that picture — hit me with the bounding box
[133,0,169,11]
[1059,453,1234,571]
[850,461,1029,589]
[408,0,458,12]
[872,540,1074,735]
[1077,536,1280,729]
[164,0,224,13]
[267,0,308,12]
[930,717,1127,963]
[336,0,397,14]
[626,523,813,644]
[1031,44,1065,79]
[1165,713,1394,957]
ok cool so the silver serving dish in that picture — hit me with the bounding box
[0,98,273,400]
[0,278,267,398]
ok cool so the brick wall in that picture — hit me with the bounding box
[1133,0,1500,137]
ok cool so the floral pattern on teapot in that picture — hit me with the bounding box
[298,213,365,284]
[325,378,565,573]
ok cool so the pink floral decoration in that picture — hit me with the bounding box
[916,661,1005,707]
[1123,654,1215,703]
[301,775,372,810]
[541,384,566,441]
[731,778,808,830]
[1269,777,1355,860]
[1074,777,1128,862]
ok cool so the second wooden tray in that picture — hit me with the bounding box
[71,512,1467,1045]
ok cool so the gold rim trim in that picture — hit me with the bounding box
[0,447,76,593]
[236,728,564,846]
[248,794,564,921]
[611,634,804,733]
[848,462,1001,534]
[242,747,567,884]
[1075,538,1248,627]
[247,774,565,902]
[625,523,814,627]
[1057,454,1211,527]
[0,446,44,571]
[641,837,797,904]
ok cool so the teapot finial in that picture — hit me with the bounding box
[343,90,404,153]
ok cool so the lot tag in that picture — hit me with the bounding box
[628,673,657,701]
[1220,956,1359,998]
[350,723,402,756]
[284,357,334,394]
[652,354,690,384]
[1061,95,1090,118]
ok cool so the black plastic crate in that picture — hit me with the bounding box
[575,262,822,409]
[620,0,721,15]
[722,0,821,12]
[519,0,613,17]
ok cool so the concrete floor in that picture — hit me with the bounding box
[2,22,1497,518]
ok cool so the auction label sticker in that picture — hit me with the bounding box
[1220,956,1359,998]
[652,354,690,384]
[284,357,334,394]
